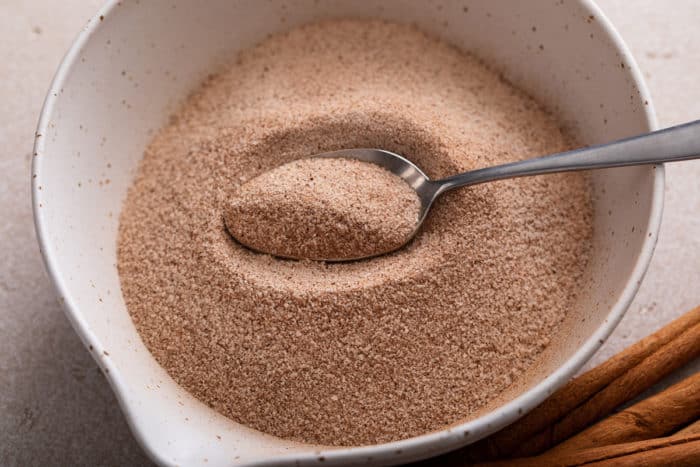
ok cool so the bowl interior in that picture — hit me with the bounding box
[33,1,659,466]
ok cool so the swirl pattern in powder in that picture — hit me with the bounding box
[117,19,593,446]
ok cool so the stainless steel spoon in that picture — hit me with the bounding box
[310,119,700,260]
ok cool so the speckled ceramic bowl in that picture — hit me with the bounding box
[33,1,662,466]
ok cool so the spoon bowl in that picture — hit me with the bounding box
[315,148,440,246]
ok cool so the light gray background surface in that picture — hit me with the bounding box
[1,1,698,465]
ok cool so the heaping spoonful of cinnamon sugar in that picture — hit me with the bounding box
[225,121,700,261]
[223,155,421,261]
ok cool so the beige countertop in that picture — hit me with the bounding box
[1,1,698,465]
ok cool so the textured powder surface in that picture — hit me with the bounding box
[117,19,593,447]
[224,157,421,260]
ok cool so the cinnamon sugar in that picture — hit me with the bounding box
[117,19,593,446]
[223,157,421,260]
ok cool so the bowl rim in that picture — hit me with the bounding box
[32,1,664,465]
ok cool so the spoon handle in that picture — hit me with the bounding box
[434,119,700,193]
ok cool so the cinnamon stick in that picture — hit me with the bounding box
[549,371,700,453]
[676,419,700,436]
[585,441,700,467]
[509,321,700,457]
[454,306,700,462]
[477,432,700,467]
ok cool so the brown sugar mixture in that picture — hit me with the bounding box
[224,157,421,260]
[117,19,593,446]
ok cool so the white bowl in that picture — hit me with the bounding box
[32,1,662,466]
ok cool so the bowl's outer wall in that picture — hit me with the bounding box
[33,1,660,466]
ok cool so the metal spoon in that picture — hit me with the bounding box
[308,119,700,260]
